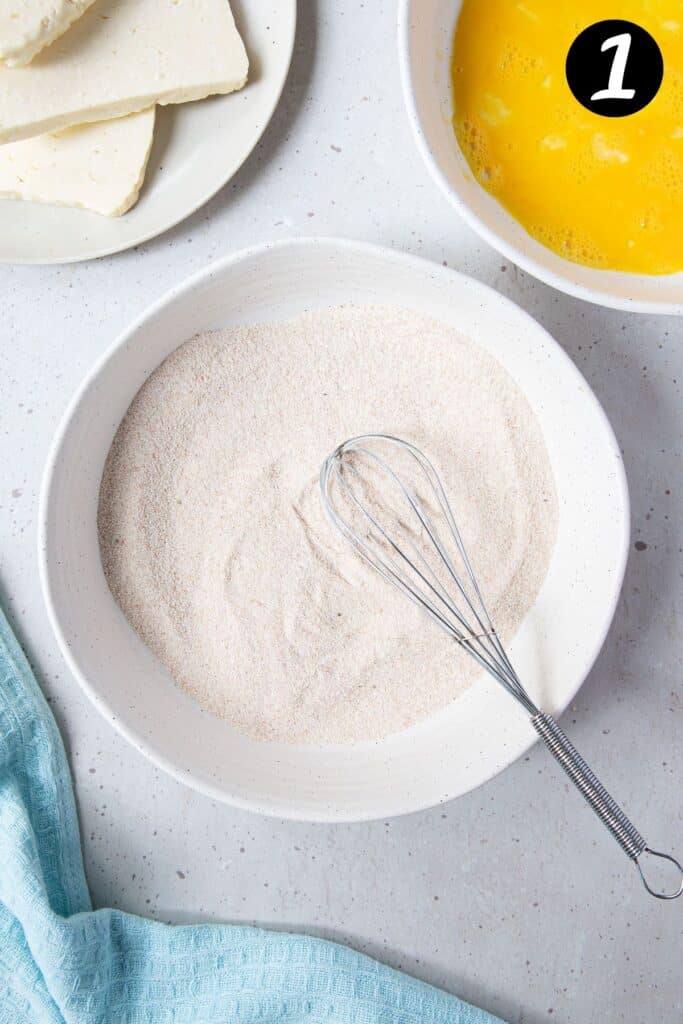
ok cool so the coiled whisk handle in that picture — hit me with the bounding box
[532,712,683,900]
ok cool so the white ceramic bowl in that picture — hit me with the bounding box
[40,237,629,821]
[398,0,683,315]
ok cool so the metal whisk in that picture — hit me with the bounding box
[320,433,683,900]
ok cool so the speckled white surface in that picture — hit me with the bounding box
[0,3,681,1022]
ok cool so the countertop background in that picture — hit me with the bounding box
[1,4,681,1022]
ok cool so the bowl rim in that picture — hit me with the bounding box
[397,0,683,317]
[38,236,631,821]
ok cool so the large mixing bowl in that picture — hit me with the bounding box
[40,237,629,821]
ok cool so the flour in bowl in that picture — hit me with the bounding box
[98,306,558,744]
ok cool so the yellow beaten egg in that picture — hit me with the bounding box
[451,2,683,274]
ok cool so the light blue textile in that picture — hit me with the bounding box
[0,602,504,1024]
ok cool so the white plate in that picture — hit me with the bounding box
[0,1,296,265]
[39,237,630,822]
[398,0,683,315]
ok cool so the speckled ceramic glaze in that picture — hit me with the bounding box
[39,238,630,821]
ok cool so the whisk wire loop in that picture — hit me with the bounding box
[320,434,683,899]
[320,434,538,715]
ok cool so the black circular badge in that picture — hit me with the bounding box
[566,19,663,117]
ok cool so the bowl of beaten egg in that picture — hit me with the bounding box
[399,0,683,313]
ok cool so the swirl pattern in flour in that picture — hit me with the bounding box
[98,306,558,744]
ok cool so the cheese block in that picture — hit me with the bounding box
[0,1,97,67]
[0,0,248,144]
[0,108,155,216]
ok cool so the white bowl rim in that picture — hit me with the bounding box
[397,0,683,317]
[38,236,631,821]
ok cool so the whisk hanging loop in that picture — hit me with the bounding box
[321,434,683,900]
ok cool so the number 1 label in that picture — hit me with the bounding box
[566,20,663,117]
[591,33,636,102]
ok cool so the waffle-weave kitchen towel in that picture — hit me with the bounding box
[0,601,504,1024]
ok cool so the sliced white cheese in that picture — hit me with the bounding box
[0,0,248,144]
[0,0,96,67]
[0,108,155,216]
